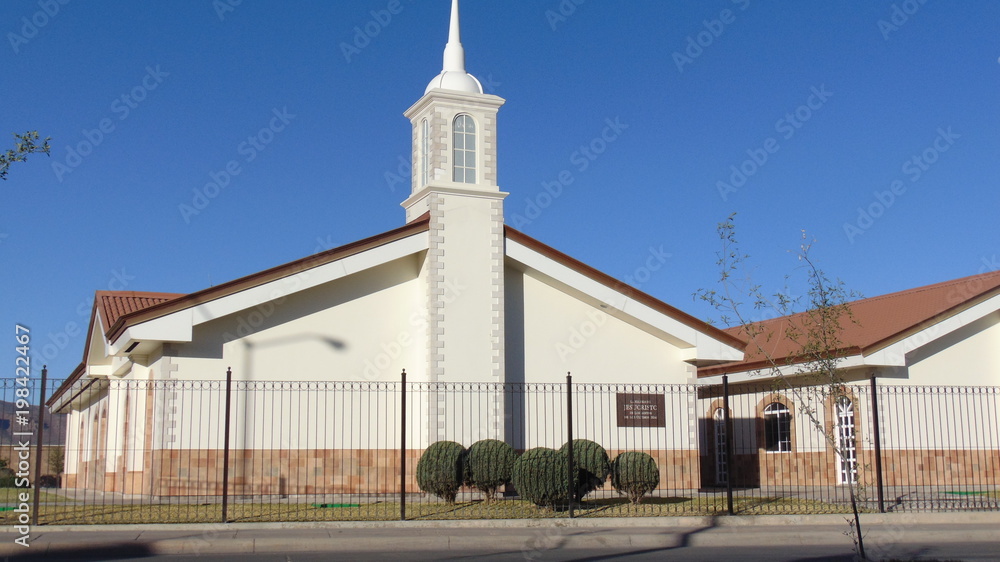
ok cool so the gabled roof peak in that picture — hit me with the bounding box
[425,0,483,95]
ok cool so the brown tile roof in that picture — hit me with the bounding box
[505,226,747,352]
[699,269,1000,377]
[46,293,181,410]
[96,291,183,333]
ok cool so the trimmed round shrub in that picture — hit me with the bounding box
[610,452,660,504]
[560,439,610,501]
[0,463,15,488]
[512,447,576,508]
[463,439,518,502]
[416,441,465,504]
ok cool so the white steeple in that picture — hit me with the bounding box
[402,0,507,396]
[425,0,483,94]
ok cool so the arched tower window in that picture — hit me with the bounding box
[452,114,476,183]
[421,119,429,187]
[763,402,791,452]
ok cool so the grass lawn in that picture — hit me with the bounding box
[0,494,858,525]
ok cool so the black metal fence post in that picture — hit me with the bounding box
[565,372,574,519]
[722,374,734,516]
[869,374,885,513]
[400,369,407,521]
[221,367,233,523]
[31,366,48,526]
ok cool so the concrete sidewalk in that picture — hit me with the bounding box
[1,512,998,558]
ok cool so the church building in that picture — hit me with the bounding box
[45,1,1000,500]
[47,1,745,495]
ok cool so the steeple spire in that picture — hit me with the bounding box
[425,0,483,94]
[443,0,465,72]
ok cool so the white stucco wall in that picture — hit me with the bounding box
[93,257,425,452]
[163,255,425,384]
[499,267,700,451]
[432,192,505,384]
[507,268,690,385]
[897,312,1000,386]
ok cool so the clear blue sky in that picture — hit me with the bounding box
[3,0,999,384]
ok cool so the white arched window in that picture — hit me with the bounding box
[836,396,858,484]
[421,119,429,187]
[452,114,476,183]
[763,402,791,452]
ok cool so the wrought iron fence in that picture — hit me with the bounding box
[1,373,997,525]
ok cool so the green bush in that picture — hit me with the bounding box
[610,452,660,504]
[0,460,15,488]
[463,439,518,502]
[416,441,465,504]
[512,447,576,508]
[560,439,610,501]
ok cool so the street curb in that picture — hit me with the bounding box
[5,510,999,533]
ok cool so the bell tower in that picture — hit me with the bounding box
[402,0,507,387]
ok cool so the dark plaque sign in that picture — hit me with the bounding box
[616,393,666,427]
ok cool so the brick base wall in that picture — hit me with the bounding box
[65,447,702,496]
[66,447,998,495]
[66,449,420,496]
[879,449,1000,486]
[699,448,1000,488]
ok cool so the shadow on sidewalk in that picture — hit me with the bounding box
[510,516,729,561]
[551,519,720,562]
[5,542,155,561]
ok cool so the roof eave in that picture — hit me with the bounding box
[504,226,746,354]
[106,216,431,343]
